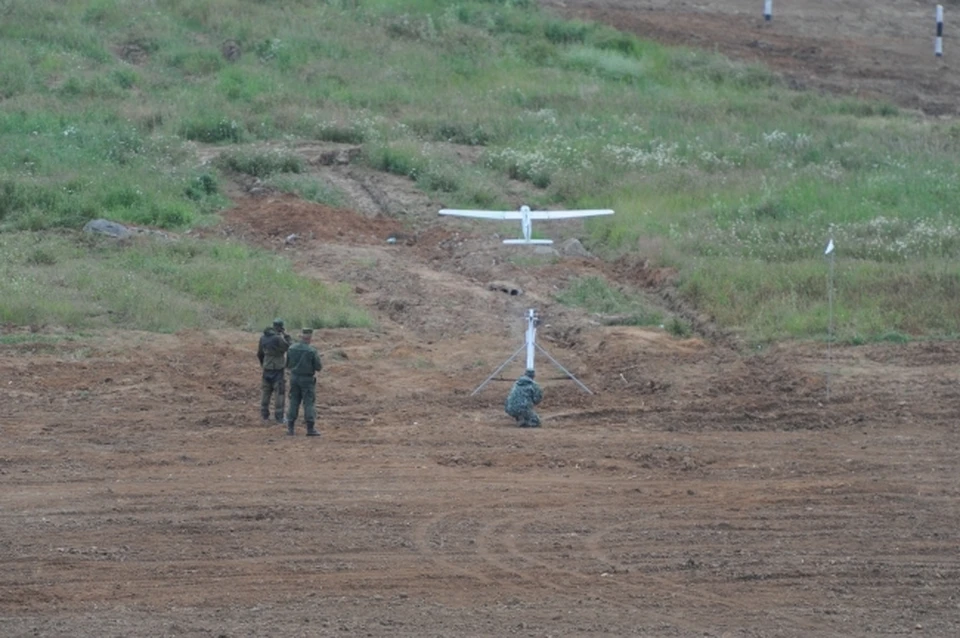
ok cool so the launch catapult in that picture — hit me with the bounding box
[471,309,592,395]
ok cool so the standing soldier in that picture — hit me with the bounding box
[505,369,543,428]
[258,318,292,424]
[285,328,323,437]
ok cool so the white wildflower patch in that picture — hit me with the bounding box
[762,129,812,149]
[603,140,683,169]
[811,160,843,181]
[484,146,558,182]
[697,149,735,170]
[762,129,788,145]
[537,109,558,126]
[484,134,595,184]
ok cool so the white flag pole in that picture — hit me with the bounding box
[825,237,835,401]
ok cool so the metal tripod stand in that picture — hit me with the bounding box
[471,309,592,395]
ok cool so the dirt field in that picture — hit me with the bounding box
[3,2,960,637]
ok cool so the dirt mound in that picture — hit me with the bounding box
[204,194,405,247]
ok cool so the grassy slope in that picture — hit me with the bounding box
[1,0,959,341]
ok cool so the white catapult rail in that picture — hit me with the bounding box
[471,309,592,395]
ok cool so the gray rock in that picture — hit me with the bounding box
[559,238,592,258]
[82,219,175,242]
[83,219,132,239]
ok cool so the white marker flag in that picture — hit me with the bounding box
[825,238,835,255]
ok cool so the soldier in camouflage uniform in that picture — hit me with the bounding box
[505,369,543,428]
[285,328,323,436]
[257,319,292,423]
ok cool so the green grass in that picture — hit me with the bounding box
[556,276,664,327]
[0,232,373,332]
[0,0,958,341]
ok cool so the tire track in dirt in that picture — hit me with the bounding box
[580,518,840,635]
[470,507,711,634]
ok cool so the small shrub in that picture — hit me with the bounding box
[544,19,588,44]
[185,173,219,201]
[267,175,343,206]
[215,150,303,178]
[110,67,138,89]
[180,117,245,143]
[364,144,422,178]
[316,123,366,144]
[407,119,490,146]
[25,247,58,266]
[166,49,223,76]
[666,316,692,338]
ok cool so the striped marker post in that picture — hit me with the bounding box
[764,0,772,22]
[936,5,944,57]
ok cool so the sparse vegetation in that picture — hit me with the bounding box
[0,0,957,340]
[0,232,373,332]
[556,276,663,326]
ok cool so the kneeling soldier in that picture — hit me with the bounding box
[505,369,543,428]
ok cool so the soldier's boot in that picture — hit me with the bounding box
[305,423,320,437]
[261,408,270,422]
[286,420,295,436]
[274,411,285,424]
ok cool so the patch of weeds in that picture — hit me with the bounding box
[364,144,422,178]
[184,172,219,201]
[665,316,692,338]
[407,119,490,145]
[110,67,138,89]
[418,167,461,193]
[544,19,589,44]
[267,175,343,206]
[215,149,303,178]
[556,276,662,325]
[316,123,366,144]
[753,198,791,221]
[25,247,58,266]
[180,117,245,143]
[0,333,83,346]
[843,334,868,346]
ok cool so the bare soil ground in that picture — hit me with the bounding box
[3,2,960,636]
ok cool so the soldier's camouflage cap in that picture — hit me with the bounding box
[301,328,313,336]
[272,318,284,327]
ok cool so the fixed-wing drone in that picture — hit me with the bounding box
[438,205,614,245]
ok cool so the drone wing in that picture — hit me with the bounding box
[439,209,525,220]
[527,209,615,220]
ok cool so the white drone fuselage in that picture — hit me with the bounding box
[439,205,614,245]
